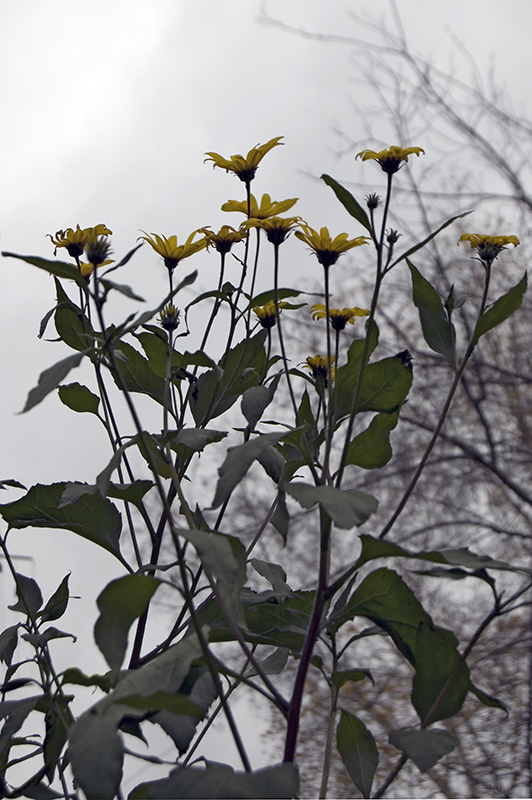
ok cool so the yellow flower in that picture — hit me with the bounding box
[304,354,335,385]
[138,230,206,271]
[244,216,302,245]
[311,303,369,331]
[295,225,369,268]
[198,225,247,254]
[458,233,520,264]
[252,300,287,329]
[204,137,284,183]
[78,259,114,278]
[47,224,112,258]
[159,303,181,332]
[222,193,298,219]
[356,146,424,174]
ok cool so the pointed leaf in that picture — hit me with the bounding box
[391,210,472,267]
[212,432,286,508]
[250,559,291,598]
[69,711,123,800]
[94,575,160,671]
[473,273,527,345]
[389,728,459,773]
[346,410,400,469]
[8,574,43,618]
[2,252,88,288]
[39,574,70,622]
[21,350,90,412]
[469,681,508,713]
[321,175,373,234]
[357,355,413,414]
[332,669,373,689]
[0,626,19,667]
[336,710,378,798]
[283,482,378,529]
[177,529,246,597]
[58,383,100,415]
[408,260,456,365]
[100,279,145,301]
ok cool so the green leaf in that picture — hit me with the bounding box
[334,330,379,423]
[250,559,291,598]
[21,350,90,412]
[8,574,43,618]
[408,260,456,365]
[61,668,113,693]
[150,668,217,756]
[248,287,303,308]
[0,483,125,564]
[39,574,70,622]
[212,431,286,508]
[321,175,373,235]
[332,669,373,689]
[129,761,299,800]
[0,479,26,491]
[58,383,100,415]
[469,681,508,713]
[0,626,19,666]
[100,279,145,301]
[336,710,378,798]
[245,647,289,678]
[54,280,96,351]
[2,252,88,288]
[115,691,204,717]
[22,626,76,648]
[177,529,246,610]
[241,375,281,430]
[389,728,459,773]
[94,575,161,671]
[283,482,378,529]
[167,427,227,455]
[473,273,527,345]
[271,490,290,542]
[113,340,166,405]
[346,410,400,469]
[0,696,40,754]
[68,711,123,800]
[390,210,472,267]
[357,354,413,414]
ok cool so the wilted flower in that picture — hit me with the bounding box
[304,354,335,385]
[295,225,369,268]
[356,146,424,174]
[244,216,302,245]
[458,233,520,264]
[311,303,369,331]
[252,300,287,329]
[204,137,283,183]
[199,225,247,254]
[85,236,114,270]
[138,231,206,271]
[47,224,112,258]
[366,193,381,209]
[159,303,181,332]
[222,193,298,219]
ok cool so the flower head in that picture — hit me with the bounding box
[222,193,298,219]
[295,225,370,268]
[244,216,302,245]
[204,136,284,183]
[47,224,112,258]
[159,303,181,332]
[304,354,335,385]
[356,146,424,175]
[198,225,247,254]
[311,303,369,331]
[138,230,206,271]
[85,236,114,270]
[458,233,520,264]
[252,300,287,329]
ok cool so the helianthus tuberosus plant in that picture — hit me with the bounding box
[0,139,529,799]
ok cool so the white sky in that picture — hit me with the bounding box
[0,0,531,781]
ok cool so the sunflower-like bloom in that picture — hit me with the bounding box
[356,146,425,175]
[458,233,520,264]
[311,303,370,332]
[244,215,303,245]
[304,354,336,385]
[138,231,206,271]
[295,225,370,268]
[159,303,181,332]
[204,136,284,183]
[47,224,112,258]
[222,193,298,219]
[199,225,247,254]
[78,258,115,278]
[252,300,287,329]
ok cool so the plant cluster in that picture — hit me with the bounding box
[0,137,528,799]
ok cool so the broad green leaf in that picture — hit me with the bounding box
[107,481,154,508]
[321,175,373,235]
[356,354,413,414]
[21,350,90,412]
[346,410,400,469]
[177,529,246,601]
[473,273,527,345]
[39,574,70,622]
[389,728,459,773]
[408,260,456,365]
[135,330,216,377]
[2,252,88,288]
[247,287,303,308]
[390,210,472,267]
[22,626,76,648]
[0,696,40,754]
[0,483,125,564]
[58,382,100,415]
[257,444,285,484]
[283,482,378,529]
[94,575,160,671]
[69,712,123,800]
[150,669,217,756]
[332,669,373,689]
[336,710,378,798]
[113,340,166,405]
[241,374,281,430]
[334,329,379,423]
[129,761,299,800]
[115,691,203,717]
[8,574,43,618]
[250,559,291,598]
[212,432,286,508]
[245,647,289,677]
[0,626,18,667]
[62,668,112,693]
[54,280,96,351]
[167,427,227,455]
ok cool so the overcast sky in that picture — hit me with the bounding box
[1,0,531,778]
